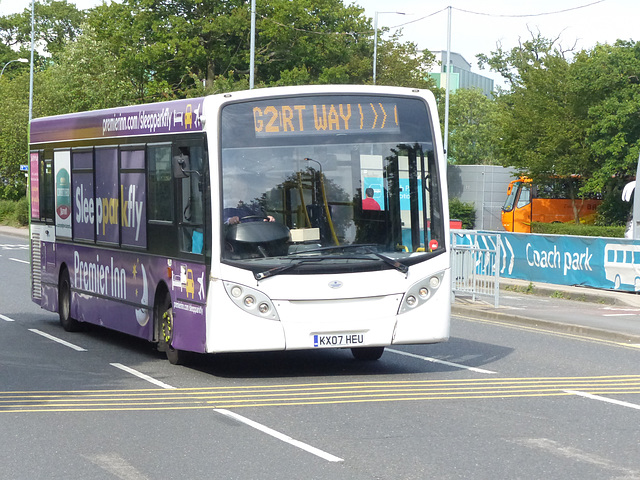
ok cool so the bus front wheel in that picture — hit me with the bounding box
[157,293,185,365]
[351,346,384,361]
[58,269,81,332]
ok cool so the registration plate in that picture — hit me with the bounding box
[313,333,365,348]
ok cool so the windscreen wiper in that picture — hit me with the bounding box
[255,258,324,280]
[289,244,409,275]
[289,244,378,255]
[363,249,409,275]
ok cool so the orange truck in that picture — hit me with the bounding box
[501,177,601,233]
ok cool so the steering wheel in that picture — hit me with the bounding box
[240,215,269,222]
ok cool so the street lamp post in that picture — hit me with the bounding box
[249,0,256,89]
[0,58,29,80]
[29,0,35,123]
[373,11,405,85]
[443,6,452,162]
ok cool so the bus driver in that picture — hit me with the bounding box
[222,179,275,225]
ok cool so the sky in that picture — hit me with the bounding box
[359,0,638,71]
[0,0,638,85]
[358,0,640,85]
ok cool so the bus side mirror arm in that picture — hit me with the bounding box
[172,153,201,179]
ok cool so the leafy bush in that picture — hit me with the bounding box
[14,197,29,225]
[0,200,16,222]
[0,198,29,226]
[449,197,476,229]
[532,222,625,238]
[595,184,631,226]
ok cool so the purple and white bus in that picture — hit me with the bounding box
[29,85,451,364]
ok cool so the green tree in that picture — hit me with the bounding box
[0,0,86,199]
[479,33,593,223]
[36,25,140,117]
[87,0,377,98]
[571,40,640,193]
[0,0,84,57]
[257,0,373,85]
[85,0,435,98]
[0,71,30,200]
[374,32,437,89]
[443,88,500,165]
[480,35,640,225]
[87,0,194,101]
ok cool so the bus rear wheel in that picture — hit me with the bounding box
[58,269,81,332]
[157,293,185,365]
[351,346,384,361]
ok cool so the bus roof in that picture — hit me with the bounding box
[507,177,531,187]
[30,97,205,145]
[29,85,438,146]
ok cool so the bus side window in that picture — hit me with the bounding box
[148,145,174,222]
[176,145,204,254]
[40,156,55,222]
[517,185,531,208]
[502,182,519,212]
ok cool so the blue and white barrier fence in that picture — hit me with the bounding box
[452,230,639,293]
[451,231,501,306]
[494,231,639,292]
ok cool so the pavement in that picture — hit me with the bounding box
[453,278,640,344]
[3,224,640,344]
[0,225,28,239]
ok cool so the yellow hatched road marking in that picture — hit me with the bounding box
[1,375,640,413]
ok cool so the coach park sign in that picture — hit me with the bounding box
[454,231,640,293]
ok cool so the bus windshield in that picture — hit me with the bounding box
[502,181,521,213]
[220,94,444,274]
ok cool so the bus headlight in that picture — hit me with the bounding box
[223,282,279,320]
[230,286,243,298]
[398,271,445,314]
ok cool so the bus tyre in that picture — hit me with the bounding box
[351,346,384,361]
[58,269,81,332]
[157,293,185,365]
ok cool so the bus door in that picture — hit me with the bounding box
[173,141,207,256]
[148,139,207,258]
[41,152,56,254]
[35,151,57,299]
[513,183,532,232]
[502,181,519,232]
[501,181,532,232]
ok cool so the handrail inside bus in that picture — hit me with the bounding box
[318,172,340,246]
[305,157,339,246]
[296,171,312,228]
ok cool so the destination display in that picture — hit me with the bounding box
[252,100,401,137]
